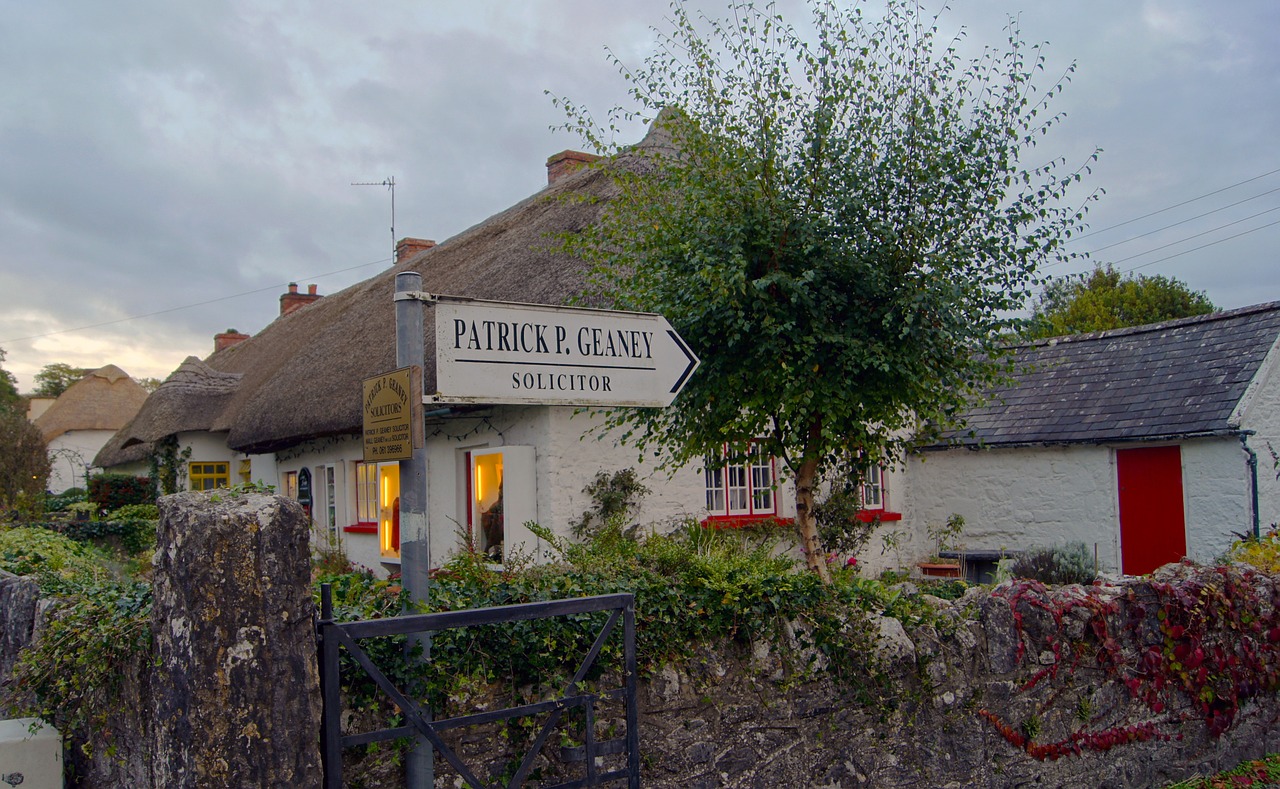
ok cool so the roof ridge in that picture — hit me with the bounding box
[1016,301,1280,349]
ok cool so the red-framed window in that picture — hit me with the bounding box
[855,464,901,522]
[344,461,380,534]
[704,442,779,525]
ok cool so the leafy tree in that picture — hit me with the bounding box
[0,408,51,515]
[137,377,164,394]
[0,348,20,410]
[1024,264,1216,338]
[555,0,1095,580]
[33,362,91,398]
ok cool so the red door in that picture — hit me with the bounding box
[1117,446,1187,575]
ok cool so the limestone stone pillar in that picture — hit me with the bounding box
[151,491,322,788]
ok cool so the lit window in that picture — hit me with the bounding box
[189,462,229,491]
[705,443,777,520]
[355,462,378,524]
[465,447,539,564]
[473,452,505,561]
[378,464,400,560]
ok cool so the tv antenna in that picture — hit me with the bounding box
[352,177,396,261]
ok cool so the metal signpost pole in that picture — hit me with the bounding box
[394,271,433,786]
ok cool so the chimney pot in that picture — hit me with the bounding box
[280,283,322,317]
[546,150,601,185]
[214,329,251,353]
[396,237,437,263]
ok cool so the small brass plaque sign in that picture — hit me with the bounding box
[362,367,414,462]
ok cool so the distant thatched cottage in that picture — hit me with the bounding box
[901,303,1280,576]
[97,125,818,574]
[35,364,150,493]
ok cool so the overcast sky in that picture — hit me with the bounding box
[2,0,1277,391]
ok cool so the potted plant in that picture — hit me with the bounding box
[918,513,965,578]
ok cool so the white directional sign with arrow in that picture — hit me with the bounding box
[432,295,699,407]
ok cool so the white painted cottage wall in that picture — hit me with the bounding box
[418,406,805,571]
[1180,437,1252,563]
[274,436,358,562]
[902,445,1122,571]
[543,407,707,534]
[902,437,1252,575]
[47,429,117,492]
[178,432,236,479]
[1237,338,1280,531]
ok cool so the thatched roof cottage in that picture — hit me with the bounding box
[97,124,806,573]
[36,364,149,493]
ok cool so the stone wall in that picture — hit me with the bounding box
[633,575,1280,788]
[4,510,1279,787]
[415,564,1280,788]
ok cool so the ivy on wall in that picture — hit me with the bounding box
[980,563,1280,760]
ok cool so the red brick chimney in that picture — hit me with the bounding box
[546,150,601,185]
[214,328,251,353]
[396,237,436,263]
[280,282,322,317]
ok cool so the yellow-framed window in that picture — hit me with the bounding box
[189,462,230,491]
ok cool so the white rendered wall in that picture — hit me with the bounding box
[1180,438,1250,562]
[177,431,236,476]
[273,436,371,570]
[1237,337,1280,532]
[900,437,1252,575]
[902,444,1123,572]
[420,405,802,571]
[47,429,116,492]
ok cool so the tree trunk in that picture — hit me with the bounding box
[794,454,832,584]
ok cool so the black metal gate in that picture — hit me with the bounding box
[317,586,639,788]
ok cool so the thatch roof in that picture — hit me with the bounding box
[34,364,149,442]
[101,122,672,460]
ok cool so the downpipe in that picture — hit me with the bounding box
[1240,432,1261,540]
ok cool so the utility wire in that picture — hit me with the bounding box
[1084,185,1280,254]
[1,256,391,344]
[1106,205,1280,265]
[1071,166,1280,241]
[1122,218,1280,273]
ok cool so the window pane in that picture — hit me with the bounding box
[727,464,748,514]
[750,448,774,513]
[704,463,725,513]
[378,464,400,559]
[473,453,504,562]
[862,465,883,509]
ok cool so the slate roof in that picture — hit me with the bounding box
[940,302,1280,447]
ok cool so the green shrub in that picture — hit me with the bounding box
[569,469,650,539]
[4,576,151,746]
[105,503,159,521]
[0,526,110,589]
[87,474,152,513]
[44,488,87,513]
[1226,528,1280,573]
[60,519,157,555]
[1008,542,1097,585]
